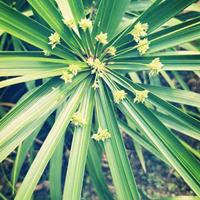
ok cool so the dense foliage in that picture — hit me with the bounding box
[0,0,200,199]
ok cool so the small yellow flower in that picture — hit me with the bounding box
[134,89,149,103]
[130,22,148,42]
[92,127,111,142]
[86,57,94,66]
[43,50,51,56]
[48,32,60,49]
[71,112,86,126]
[147,58,163,76]
[114,90,126,104]
[63,19,76,29]
[79,18,92,31]
[107,46,117,56]
[68,64,81,75]
[137,38,149,55]
[92,80,99,90]
[95,32,108,45]
[60,71,73,83]
[91,59,106,75]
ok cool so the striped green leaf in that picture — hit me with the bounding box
[95,82,140,200]
[15,80,90,200]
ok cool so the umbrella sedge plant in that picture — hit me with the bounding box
[0,0,200,199]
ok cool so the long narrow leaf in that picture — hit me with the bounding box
[15,80,90,200]
[63,86,94,199]
[96,82,140,199]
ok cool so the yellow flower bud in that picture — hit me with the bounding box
[147,58,163,76]
[137,38,149,55]
[134,89,149,103]
[91,59,106,74]
[71,112,86,126]
[95,32,108,45]
[68,64,81,75]
[60,71,73,83]
[79,18,92,31]
[86,57,94,66]
[107,46,117,56]
[130,22,148,42]
[48,32,60,49]
[114,90,126,104]
[92,127,111,142]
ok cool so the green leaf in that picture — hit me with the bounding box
[0,70,65,88]
[141,84,200,108]
[126,117,147,172]
[122,100,200,195]
[0,73,89,158]
[0,78,62,148]
[158,196,200,200]
[63,85,94,200]
[27,0,82,53]
[108,71,200,134]
[104,76,200,196]
[96,82,140,200]
[0,33,7,50]
[118,120,168,165]
[0,2,75,60]
[0,51,78,64]
[15,80,90,200]
[56,0,74,20]
[68,0,85,22]
[87,140,114,200]
[115,17,200,58]
[11,124,43,193]
[109,53,200,72]
[0,51,85,76]
[49,106,65,200]
[148,17,200,54]
[138,0,196,33]
[114,0,196,47]
[153,110,200,141]
[92,0,130,39]
[0,110,50,163]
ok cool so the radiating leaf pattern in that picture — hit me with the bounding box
[0,0,200,199]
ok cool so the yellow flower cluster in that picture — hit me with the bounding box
[134,89,149,104]
[68,64,81,75]
[87,58,106,75]
[147,58,163,76]
[79,18,92,31]
[130,22,149,55]
[60,71,73,83]
[92,127,111,142]
[114,90,126,104]
[60,64,82,83]
[86,57,106,90]
[71,112,86,127]
[130,22,148,42]
[95,32,108,45]
[87,57,94,66]
[137,39,149,55]
[48,32,60,49]
[63,19,76,29]
[107,46,117,56]
[91,59,106,75]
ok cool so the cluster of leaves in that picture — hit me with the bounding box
[0,0,200,199]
